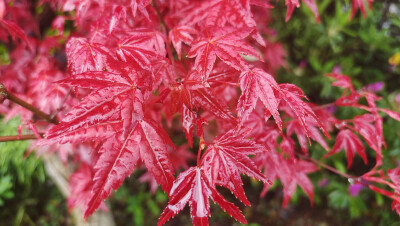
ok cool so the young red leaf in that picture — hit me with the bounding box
[302,0,320,23]
[84,130,141,218]
[182,105,196,147]
[286,119,329,152]
[379,108,400,122]
[350,0,371,20]
[187,27,260,81]
[279,83,329,141]
[0,19,30,45]
[131,0,151,19]
[169,26,196,60]
[179,0,266,46]
[389,168,400,216]
[116,31,165,70]
[325,73,355,92]
[202,129,269,206]
[237,68,281,130]
[354,114,381,153]
[66,38,112,74]
[255,150,317,206]
[41,70,139,145]
[284,0,319,22]
[191,88,237,124]
[158,167,247,226]
[109,5,127,34]
[280,158,318,207]
[68,163,107,212]
[324,129,367,168]
[85,118,175,217]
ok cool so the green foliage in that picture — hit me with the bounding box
[0,117,66,225]
[1,1,399,225]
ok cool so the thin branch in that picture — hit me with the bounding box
[0,83,59,124]
[50,87,71,121]
[152,0,169,33]
[0,133,44,142]
[298,154,355,179]
[312,102,336,110]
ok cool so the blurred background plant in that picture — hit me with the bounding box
[0,117,67,225]
[1,0,399,225]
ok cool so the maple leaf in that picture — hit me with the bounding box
[325,73,355,92]
[262,41,287,74]
[284,0,319,23]
[85,118,175,217]
[379,109,400,122]
[302,0,320,22]
[158,167,247,226]
[181,104,196,147]
[255,149,317,206]
[324,129,367,168]
[66,38,112,74]
[131,0,151,19]
[202,129,269,206]
[169,26,197,60]
[108,5,127,34]
[388,168,400,216]
[41,70,139,145]
[284,0,300,22]
[0,19,30,45]
[280,158,318,207]
[286,119,329,152]
[353,114,383,159]
[68,163,108,212]
[237,68,281,130]
[116,29,166,70]
[187,27,260,81]
[279,83,329,141]
[191,87,237,124]
[350,0,373,20]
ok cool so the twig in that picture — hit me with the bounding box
[298,154,355,179]
[0,134,44,142]
[152,0,169,33]
[50,87,71,121]
[0,83,59,124]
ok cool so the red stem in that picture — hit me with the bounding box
[312,102,336,110]
[208,80,239,87]
[0,134,43,142]
[0,83,59,124]
[299,154,355,179]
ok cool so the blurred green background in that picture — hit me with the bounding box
[1,0,400,225]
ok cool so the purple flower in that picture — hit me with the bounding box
[364,82,384,92]
[299,60,307,68]
[318,178,329,187]
[332,65,341,74]
[326,106,337,114]
[349,184,364,197]
[396,93,400,105]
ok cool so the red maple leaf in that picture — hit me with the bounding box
[187,27,260,81]
[116,29,166,71]
[237,68,281,130]
[279,83,329,141]
[284,0,320,23]
[354,114,381,153]
[350,0,373,20]
[85,119,175,217]
[158,167,247,226]
[66,38,112,75]
[324,129,367,168]
[202,129,269,206]
[169,26,197,60]
[280,158,318,207]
